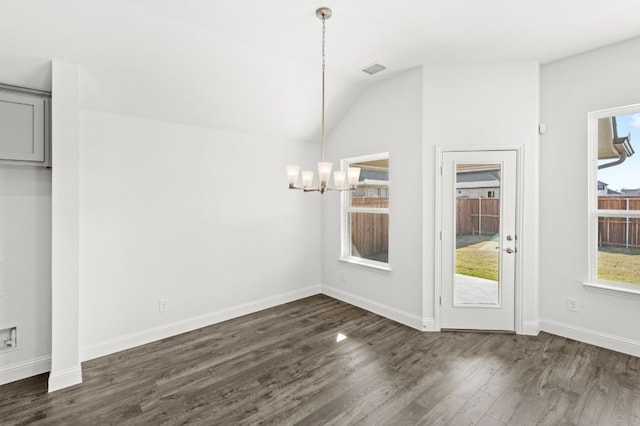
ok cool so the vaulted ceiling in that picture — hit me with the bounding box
[2,0,640,142]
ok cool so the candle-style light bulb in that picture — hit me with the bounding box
[286,165,300,188]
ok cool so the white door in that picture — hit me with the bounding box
[440,150,518,331]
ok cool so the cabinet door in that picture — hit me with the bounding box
[0,91,45,161]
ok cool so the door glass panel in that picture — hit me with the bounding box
[454,163,501,306]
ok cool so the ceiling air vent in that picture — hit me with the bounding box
[361,63,387,75]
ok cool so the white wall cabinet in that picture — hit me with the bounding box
[0,90,49,165]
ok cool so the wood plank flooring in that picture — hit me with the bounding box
[1,295,639,425]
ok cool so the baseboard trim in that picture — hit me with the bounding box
[522,320,540,336]
[0,355,51,386]
[48,365,82,392]
[322,285,425,331]
[422,317,438,332]
[80,285,322,362]
[540,319,640,358]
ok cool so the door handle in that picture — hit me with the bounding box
[504,247,516,254]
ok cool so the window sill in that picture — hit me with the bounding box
[338,256,391,271]
[583,281,640,299]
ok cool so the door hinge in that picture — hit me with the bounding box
[439,296,442,305]
[440,165,443,176]
[439,231,442,240]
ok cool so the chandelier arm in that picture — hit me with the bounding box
[326,187,356,192]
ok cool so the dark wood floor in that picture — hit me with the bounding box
[1,295,639,425]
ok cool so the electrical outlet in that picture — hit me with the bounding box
[159,298,169,313]
[567,298,579,312]
[0,326,17,350]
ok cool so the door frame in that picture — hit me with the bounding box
[434,145,525,333]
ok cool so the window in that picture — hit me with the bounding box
[340,153,389,269]
[588,106,640,292]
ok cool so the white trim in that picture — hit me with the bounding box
[48,365,82,392]
[514,145,526,335]
[583,281,640,299]
[340,152,390,266]
[596,210,640,218]
[348,207,390,214]
[456,180,500,189]
[360,178,389,186]
[322,285,425,331]
[337,256,391,271]
[343,151,390,164]
[433,146,442,331]
[80,285,321,362]
[522,320,540,336]
[540,319,640,358]
[587,103,640,287]
[0,355,51,386]
[434,145,525,334]
[421,317,437,332]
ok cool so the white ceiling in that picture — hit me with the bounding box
[2,0,640,142]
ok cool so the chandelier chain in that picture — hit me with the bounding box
[321,14,326,161]
[322,15,326,72]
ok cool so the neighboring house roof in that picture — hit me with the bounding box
[620,188,640,195]
[456,169,500,183]
[359,169,388,181]
[598,180,622,195]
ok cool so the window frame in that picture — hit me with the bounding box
[339,152,390,271]
[586,104,640,297]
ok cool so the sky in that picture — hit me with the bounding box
[598,112,640,192]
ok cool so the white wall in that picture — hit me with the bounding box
[0,165,51,385]
[78,110,321,359]
[0,56,53,387]
[321,67,424,328]
[0,43,323,391]
[422,61,540,333]
[321,63,539,333]
[539,37,640,355]
[49,60,82,391]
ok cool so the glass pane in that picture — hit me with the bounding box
[350,158,389,208]
[350,212,388,263]
[597,113,640,210]
[454,163,501,305]
[597,216,640,285]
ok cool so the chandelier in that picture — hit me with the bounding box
[286,7,361,194]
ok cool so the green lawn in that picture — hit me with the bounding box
[456,234,499,281]
[598,247,640,285]
[456,236,640,286]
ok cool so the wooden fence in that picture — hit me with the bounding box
[598,196,640,249]
[351,196,389,209]
[455,196,640,248]
[351,197,389,258]
[456,198,500,236]
[351,213,389,258]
